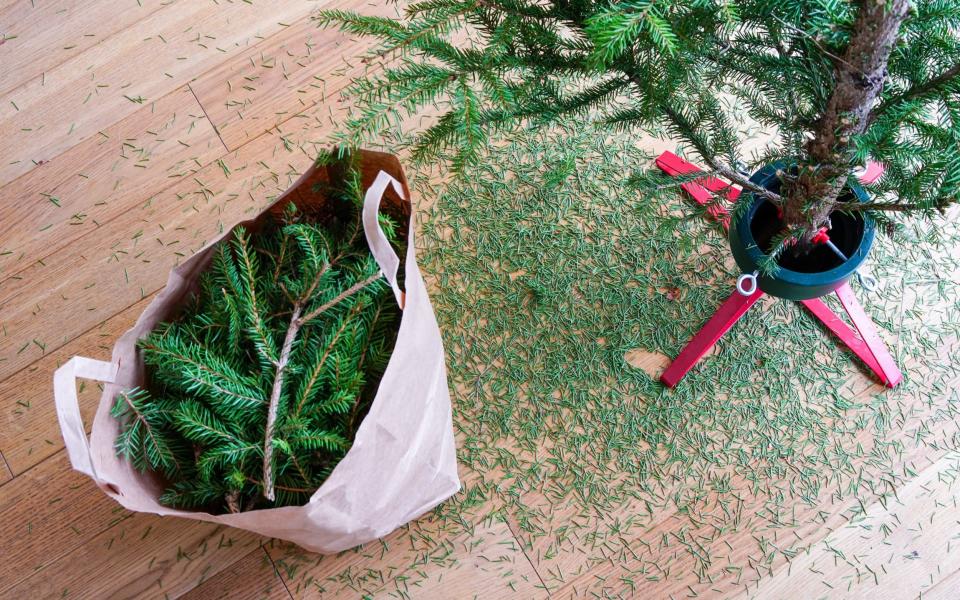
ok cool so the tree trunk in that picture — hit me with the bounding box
[782,0,910,239]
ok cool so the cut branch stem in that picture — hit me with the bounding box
[298,273,383,325]
[262,270,382,500]
[262,303,303,501]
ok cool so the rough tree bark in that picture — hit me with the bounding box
[783,0,911,239]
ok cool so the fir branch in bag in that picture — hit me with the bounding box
[113,195,401,513]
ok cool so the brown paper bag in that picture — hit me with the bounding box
[53,150,460,553]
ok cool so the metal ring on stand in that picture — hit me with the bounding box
[736,272,758,296]
[858,272,879,292]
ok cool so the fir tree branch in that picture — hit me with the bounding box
[118,389,157,444]
[653,95,786,206]
[608,53,787,207]
[298,273,384,325]
[225,489,241,514]
[262,304,303,502]
[233,229,279,365]
[272,235,288,284]
[832,199,951,213]
[288,452,311,487]
[347,302,390,431]
[769,14,865,76]
[292,303,364,419]
[111,389,179,473]
[301,264,331,302]
[868,62,960,126]
[116,171,399,512]
[711,161,785,207]
[245,476,315,494]
[140,338,266,410]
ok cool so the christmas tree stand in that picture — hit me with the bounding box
[655,151,903,388]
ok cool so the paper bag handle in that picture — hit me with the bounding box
[362,171,407,308]
[53,356,118,483]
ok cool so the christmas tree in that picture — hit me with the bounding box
[111,163,400,513]
[318,0,958,251]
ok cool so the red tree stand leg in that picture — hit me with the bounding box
[660,288,764,388]
[834,283,903,386]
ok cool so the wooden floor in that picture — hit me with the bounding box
[2,1,960,599]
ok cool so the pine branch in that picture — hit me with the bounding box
[117,174,401,512]
[298,272,384,325]
[232,228,279,366]
[641,88,786,206]
[316,0,960,232]
[112,388,178,475]
[292,303,364,418]
[174,400,243,447]
[263,264,384,499]
[832,200,953,214]
[869,62,960,126]
[140,335,266,412]
[262,303,302,502]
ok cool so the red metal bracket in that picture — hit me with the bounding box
[654,151,901,388]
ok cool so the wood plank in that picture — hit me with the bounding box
[0,297,152,475]
[266,513,546,599]
[0,85,220,283]
[190,0,397,150]
[0,0,168,96]
[4,510,262,599]
[179,548,293,600]
[749,453,960,599]
[0,0,318,185]
[0,116,322,382]
[0,451,134,593]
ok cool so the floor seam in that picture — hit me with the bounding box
[0,1,170,98]
[261,543,297,600]
[0,293,154,396]
[503,510,551,598]
[0,449,13,482]
[188,82,230,154]
[0,21,378,293]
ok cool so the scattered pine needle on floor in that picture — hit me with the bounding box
[270,122,960,598]
[417,124,960,597]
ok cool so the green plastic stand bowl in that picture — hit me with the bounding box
[729,164,875,301]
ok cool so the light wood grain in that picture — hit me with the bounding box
[4,510,263,599]
[924,567,960,600]
[749,452,960,600]
[0,0,168,96]
[3,0,960,598]
[0,0,318,185]
[179,548,293,600]
[506,329,960,599]
[190,0,396,151]
[0,118,323,382]
[0,452,11,484]
[0,85,220,283]
[0,296,153,475]
[266,513,547,599]
[0,451,135,593]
